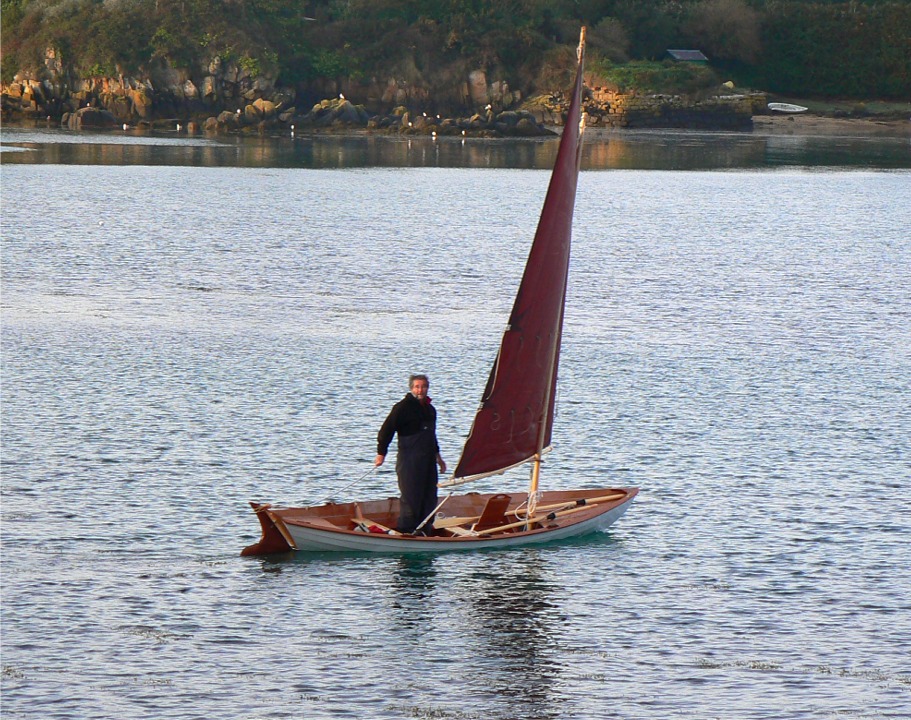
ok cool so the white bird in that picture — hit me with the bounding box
[339,93,345,100]
[122,123,128,130]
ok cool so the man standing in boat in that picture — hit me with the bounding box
[375,374,447,535]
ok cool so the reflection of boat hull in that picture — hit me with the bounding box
[243,487,637,555]
[768,102,808,113]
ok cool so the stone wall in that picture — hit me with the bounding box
[584,86,764,130]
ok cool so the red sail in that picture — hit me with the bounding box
[450,41,586,485]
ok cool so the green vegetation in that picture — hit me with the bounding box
[590,59,721,95]
[2,0,909,101]
[758,2,911,98]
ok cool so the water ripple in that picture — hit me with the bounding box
[2,163,910,719]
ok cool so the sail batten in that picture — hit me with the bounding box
[445,32,586,487]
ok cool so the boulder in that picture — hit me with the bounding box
[202,76,218,105]
[149,59,182,97]
[468,70,488,106]
[67,106,117,129]
[496,111,520,127]
[253,97,277,118]
[335,99,362,124]
[129,85,154,119]
[516,117,543,135]
[182,79,199,100]
[217,110,240,129]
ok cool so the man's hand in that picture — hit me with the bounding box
[375,454,385,467]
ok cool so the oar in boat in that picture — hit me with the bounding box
[441,492,625,537]
[314,464,378,505]
[472,494,626,536]
[413,492,453,535]
[433,492,628,530]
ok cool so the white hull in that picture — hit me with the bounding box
[287,497,634,553]
[768,102,808,113]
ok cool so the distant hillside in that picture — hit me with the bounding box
[2,0,909,116]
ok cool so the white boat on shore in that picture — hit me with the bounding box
[768,102,808,113]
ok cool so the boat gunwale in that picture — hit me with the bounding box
[274,487,639,544]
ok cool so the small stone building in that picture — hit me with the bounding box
[666,50,709,63]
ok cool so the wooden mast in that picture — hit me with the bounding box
[526,26,586,522]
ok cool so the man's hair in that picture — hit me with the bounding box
[409,373,430,388]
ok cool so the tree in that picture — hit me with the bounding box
[685,0,761,64]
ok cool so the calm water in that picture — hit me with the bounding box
[1,129,910,719]
[2,124,910,169]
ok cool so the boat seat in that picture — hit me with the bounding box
[472,494,512,532]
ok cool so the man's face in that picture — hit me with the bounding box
[410,379,429,400]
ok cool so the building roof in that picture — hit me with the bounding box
[667,49,709,62]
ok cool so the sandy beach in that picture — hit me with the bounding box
[751,113,910,138]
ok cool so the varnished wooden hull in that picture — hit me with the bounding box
[241,487,638,555]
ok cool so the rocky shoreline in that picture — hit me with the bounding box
[4,102,908,141]
[1,55,770,137]
[0,57,562,138]
[3,49,909,139]
[4,60,907,140]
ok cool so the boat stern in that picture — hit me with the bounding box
[240,502,297,556]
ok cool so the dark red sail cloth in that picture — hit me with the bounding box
[448,41,586,486]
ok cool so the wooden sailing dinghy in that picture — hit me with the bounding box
[242,29,637,556]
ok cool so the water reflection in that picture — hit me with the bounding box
[2,127,908,169]
[384,552,562,716]
[461,554,563,717]
[389,555,439,633]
